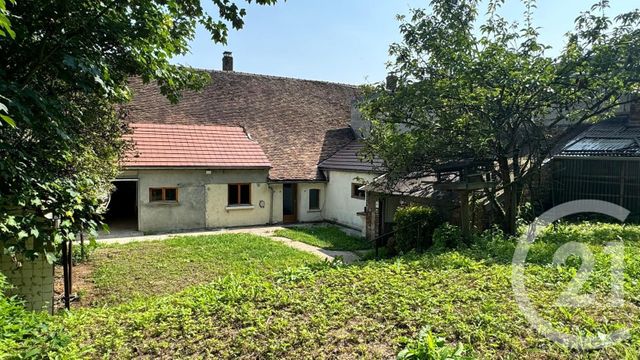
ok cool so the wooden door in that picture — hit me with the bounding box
[283,183,297,223]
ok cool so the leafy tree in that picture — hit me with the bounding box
[0,0,277,260]
[360,0,640,234]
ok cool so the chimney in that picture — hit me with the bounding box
[350,99,371,139]
[222,51,233,71]
[386,74,398,92]
[630,101,640,127]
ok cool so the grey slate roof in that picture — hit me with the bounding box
[318,140,385,173]
[556,117,640,158]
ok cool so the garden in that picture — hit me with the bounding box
[3,222,640,359]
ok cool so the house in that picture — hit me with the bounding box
[105,53,382,234]
[318,140,384,234]
[551,107,640,220]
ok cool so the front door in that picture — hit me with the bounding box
[283,183,297,223]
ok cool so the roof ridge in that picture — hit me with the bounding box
[184,68,360,89]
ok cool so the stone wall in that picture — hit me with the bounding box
[0,254,54,313]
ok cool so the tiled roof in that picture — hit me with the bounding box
[125,70,359,180]
[318,140,385,173]
[556,117,640,158]
[123,123,271,169]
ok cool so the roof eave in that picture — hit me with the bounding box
[124,165,272,170]
[554,155,640,161]
[318,166,386,174]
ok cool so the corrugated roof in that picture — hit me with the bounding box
[556,117,640,158]
[318,140,385,173]
[123,123,271,169]
[565,138,638,152]
[126,70,358,180]
[364,173,440,198]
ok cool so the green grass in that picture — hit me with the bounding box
[24,223,640,358]
[88,233,320,305]
[274,225,371,251]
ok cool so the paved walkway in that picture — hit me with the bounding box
[97,224,362,264]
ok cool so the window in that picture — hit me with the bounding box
[309,189,320,210]
[351,183,365,200]
[149,187,178,202]
[228,184,251,206]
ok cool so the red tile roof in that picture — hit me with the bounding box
[123,123,271,169]
[126,71,359,180]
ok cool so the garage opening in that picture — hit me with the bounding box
[105,180,138,232]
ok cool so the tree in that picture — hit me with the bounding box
[360,0,640,234]
[0,0,277,260]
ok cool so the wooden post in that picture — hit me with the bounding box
[459,190,471,239]
[61,239,72,310]
[80,231,85,261]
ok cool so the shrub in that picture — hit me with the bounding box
[397,326,471,360]
[0,273,81,358]
[432,223,464,250]
[393,205,442,253]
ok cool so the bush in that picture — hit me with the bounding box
[393,205,442,253]
[432,223,464,250]
[397,326,471,360]
[0,273,81,358]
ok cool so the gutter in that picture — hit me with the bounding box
[553,155,640,161]
[267,179,329,184]
[125,166,271,170]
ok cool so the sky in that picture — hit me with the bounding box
[172,1,639,85]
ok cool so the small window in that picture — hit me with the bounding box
[228,184,251,206]
[164,188,177,201]
[351,183,365,200]
[309,189,320,210]
[149,187,178,202]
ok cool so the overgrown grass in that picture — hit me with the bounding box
[0,274,82,358]
[89,233,320,305]
[274,225,371,251]
[0,222,623,359]
[53,222,640,358]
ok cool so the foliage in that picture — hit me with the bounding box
[87,233,319,305]
[0,273,81,358]
[397,327,471,360]
[50,222,640,358]
[0,0,277,261]
[360,0,640,234]
[393,205,442,253]
[432,222,464,250]
[274,225,371,251]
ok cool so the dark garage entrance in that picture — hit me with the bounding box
[105,180,138,232]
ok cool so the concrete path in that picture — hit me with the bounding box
[97,224,362,264]
[268,236,361,263]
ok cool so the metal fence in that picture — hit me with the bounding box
[552,158,640,220]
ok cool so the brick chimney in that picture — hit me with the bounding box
[630,101,640,127]
[222,51,233,71]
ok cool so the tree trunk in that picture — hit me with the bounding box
[498,156,518,235]
[503,183,518,235]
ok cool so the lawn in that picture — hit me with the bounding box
[7,223,640,358]
[79,233,321,305]
[274,225,371,251]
